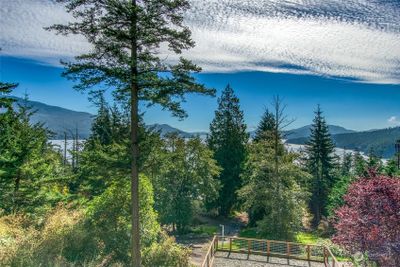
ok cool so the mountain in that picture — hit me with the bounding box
[148,123,207,139]
[148,123,193,138]
[11,97,94,139]
[8,97,399,158]
[284,124,356,139]
[9,97,206,140]
[287,127,400,158]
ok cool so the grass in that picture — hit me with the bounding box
[190,225,218,236]
[239,228,260,239]
[295,232,320,244]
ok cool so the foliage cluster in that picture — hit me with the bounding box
[333,173,400,266]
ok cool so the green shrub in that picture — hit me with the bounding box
[143,233,191,267]
[0,175,190,266]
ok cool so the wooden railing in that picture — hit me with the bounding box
[200,236,344,267]
[324,246,342,267]
[200,235,218,267]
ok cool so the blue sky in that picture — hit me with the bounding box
[1,0,399,132]
[2,56,399,132]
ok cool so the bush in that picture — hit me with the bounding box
[333,173,400,266]
[0,206,99,266]
[143,233,191,267]
[0,175,191,266]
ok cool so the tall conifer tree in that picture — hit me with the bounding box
[253,108,276,142]
[305,105,335,227]
[48,1,214,265]
[207,85,248,216]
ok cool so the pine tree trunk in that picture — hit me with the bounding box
[130,0,141,266]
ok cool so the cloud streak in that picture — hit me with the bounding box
[1,0,400,84]
[388,116,400,126]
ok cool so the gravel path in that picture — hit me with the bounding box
[214,252,325,267]
[176,214,247,266]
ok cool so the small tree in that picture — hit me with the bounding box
[253,108,276,142]
[333,173,400,266]
[153,134,220,233]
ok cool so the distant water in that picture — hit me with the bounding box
[49,139,387,163]
[50,140,85,160]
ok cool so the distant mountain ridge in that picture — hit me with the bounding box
[10,97,399,158]
[11,97,94,139]
[148,123,207,138]
[288,127,400,158]
[284,124,356,139]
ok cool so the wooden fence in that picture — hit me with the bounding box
[201,236,343,267]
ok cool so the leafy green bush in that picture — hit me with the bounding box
[143,233,191,267]
[0,175,191,266]
[0,207,98,266]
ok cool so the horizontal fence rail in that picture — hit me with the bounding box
[201,236,343,267]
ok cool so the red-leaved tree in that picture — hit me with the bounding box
[333,172,400,266]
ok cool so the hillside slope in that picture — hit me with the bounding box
[11,97,94,139]
[288,127,400,158]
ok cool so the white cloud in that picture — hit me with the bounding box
[388,116,400,125]
[1,0,400,84]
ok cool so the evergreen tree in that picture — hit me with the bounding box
[366,149,383,173]
[0,97,67,213]
[207,85,248,216]
[305,105,335,227]
[49,1,214,264]
[246,98,291,224]
[340,152,353,177]
[384,157,400,177]
[0,82,17,109]
[239,137,309,239]
[253,108,276,142]
[90,94,113,146]
[353,151,367,177]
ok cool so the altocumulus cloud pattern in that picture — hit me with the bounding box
[1,0,399,84]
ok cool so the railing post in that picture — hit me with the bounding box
[287,242,291,258]
[247,240,251,259]
[267,240,270,256]
[307,245,311,262]
[229,237,232,255]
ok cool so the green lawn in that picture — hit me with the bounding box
[295,232,321,244]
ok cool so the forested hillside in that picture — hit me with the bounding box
[288,127,400,158]
[11,97,93,139]
[284,124,355,139]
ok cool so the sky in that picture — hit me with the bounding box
[1,0,400,132]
